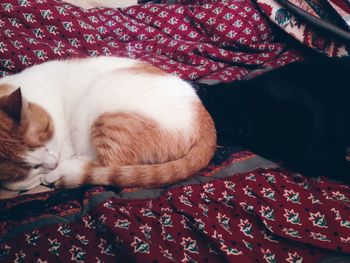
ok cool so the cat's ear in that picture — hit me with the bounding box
[0,88,23,122]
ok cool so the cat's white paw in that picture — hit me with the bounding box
[41,170,62,185]
[42,158,89,188]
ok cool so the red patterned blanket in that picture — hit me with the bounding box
[1,148,350,262]
[1,0,350,262]
[0,0,306,82]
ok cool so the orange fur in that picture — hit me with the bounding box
[0,110,29,181]
[0,84,14,97]
[91,112,190,165]
[0,86,54,183]
[119,62,167,76]
[20,103,54,148]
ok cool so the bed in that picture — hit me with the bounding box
[0,0,350,262]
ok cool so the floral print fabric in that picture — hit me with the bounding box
[0,0,305,82]
[1,150,350,262]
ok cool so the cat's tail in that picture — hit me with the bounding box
[90,142,215,188]
[64,108,216,188]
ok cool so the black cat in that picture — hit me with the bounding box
[196,57,350,183]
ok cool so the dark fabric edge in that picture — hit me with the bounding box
[0,191,116,243]
[318,255,350,263]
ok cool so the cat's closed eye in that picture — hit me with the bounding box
[33,164,42,169]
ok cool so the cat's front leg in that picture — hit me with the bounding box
[2,172,42,191]
[41,156,90,188]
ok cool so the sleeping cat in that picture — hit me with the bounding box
[0,56,216,190]
[196,57,350,184]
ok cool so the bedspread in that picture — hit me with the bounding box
[1,0,350,262]
[0,0,308,82]
[1,148,350,262]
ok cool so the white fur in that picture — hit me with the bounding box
[0,57,199,188]
[41,157,88,187]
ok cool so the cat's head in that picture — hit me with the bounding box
[0,85,58,183]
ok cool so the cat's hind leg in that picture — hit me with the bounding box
[89,112,189,167]
[45,112,191,188]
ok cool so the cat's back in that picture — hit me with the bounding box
[73,60,198,133]
[1,56,199,133]
[0,56,138,86]
[66,57,200,156]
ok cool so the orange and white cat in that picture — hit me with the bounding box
[0,56,216,191]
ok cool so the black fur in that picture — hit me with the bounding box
[196,57,350,183]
